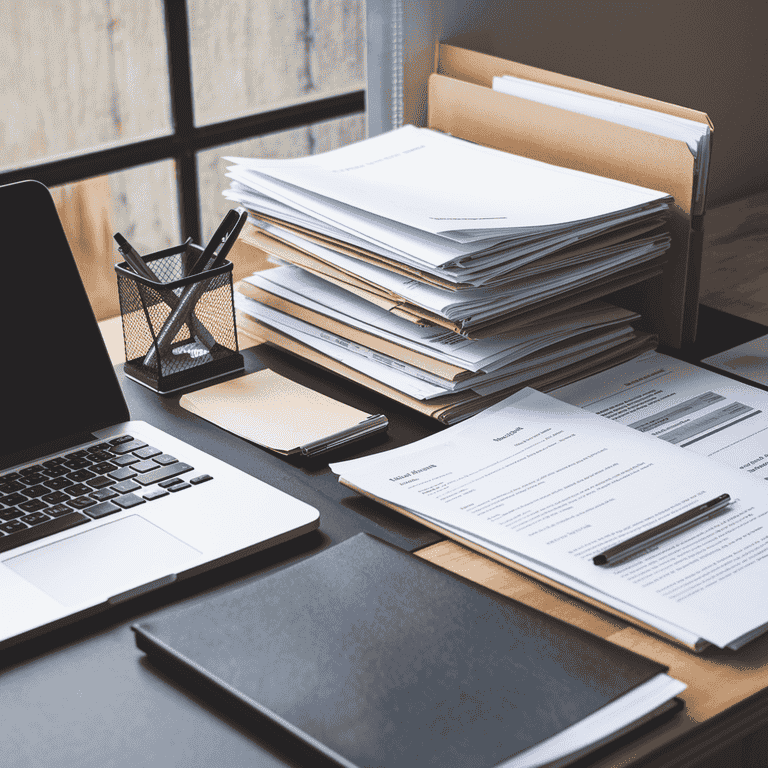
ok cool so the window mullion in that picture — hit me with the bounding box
[163,0,200,244]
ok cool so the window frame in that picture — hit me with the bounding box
[0,0,365,244]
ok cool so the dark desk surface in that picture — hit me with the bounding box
[2,307,767,768]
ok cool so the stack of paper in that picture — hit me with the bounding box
[492,74,711,216]
[225,125,671,422]
[235,265,655,423]
[331,388,768,652]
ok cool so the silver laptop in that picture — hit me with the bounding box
[0,180,319,649]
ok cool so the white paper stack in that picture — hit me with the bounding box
[226,125,670,422]
[225,125,671,335]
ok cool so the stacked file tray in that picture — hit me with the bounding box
[431,43,713,346]
[226,46,711,424]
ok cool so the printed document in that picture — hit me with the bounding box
[553,351,768,477]
[332,388,768,650]
[702,336,768,388]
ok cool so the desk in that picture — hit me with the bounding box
[3,308,768,768]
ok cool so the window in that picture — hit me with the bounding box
[0,0,365,316]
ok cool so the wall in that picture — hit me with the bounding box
[368,0,768,206]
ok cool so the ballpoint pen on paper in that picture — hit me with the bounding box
[114,233,216,353]
[593,493,732,566]
[143,209,248,368]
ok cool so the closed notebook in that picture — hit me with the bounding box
[132,534,684,768]
[179,369,387,456]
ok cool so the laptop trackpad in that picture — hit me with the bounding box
[3,516,201,607]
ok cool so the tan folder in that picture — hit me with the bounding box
[237,310,657,425]
[429,43,713,347]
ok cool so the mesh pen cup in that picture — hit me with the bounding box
[115,242,244,394]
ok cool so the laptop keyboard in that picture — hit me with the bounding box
[0,435,213,554]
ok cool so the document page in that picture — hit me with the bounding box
[226,125,669,242]
[332,389,768,649]
[703,336,768,387]
[553,351,768,478]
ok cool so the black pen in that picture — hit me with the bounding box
[593,493,732,566]
[207,208,248,271]
[188,208,241,276]
[114,232,158,281]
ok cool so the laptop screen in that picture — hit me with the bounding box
[1,181,129,467]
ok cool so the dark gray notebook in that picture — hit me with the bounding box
[132,533,676,768]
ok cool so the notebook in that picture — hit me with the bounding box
[0,180,319,649]
[133,533,685,768]
[179,369,388,456]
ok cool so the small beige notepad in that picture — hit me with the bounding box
[179,369,388,456]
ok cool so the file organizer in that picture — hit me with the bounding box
[115,241,244,394]
[427,43,713,347]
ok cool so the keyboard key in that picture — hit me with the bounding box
[68,496,97,510]
[111,439,148,455]
[19,499,50,513]
[20,465,44,476]
[84,501,121,520]
[1,472,22,482]
[159,478,184,488]
[134,446,162,460]
[109,435,135,445]
[112,480,141,494]
[109,467,137,481]
[67,449,91,459]
[19,473,48,486]
[88,442,111,452]
[68,469,96,482]
[48,503,75,518]
[131,460,161,473]
[1,493,28,506]
[153,454,178,466]
[42,458,66,468]
[1,520,27,534]
[113,493,145,509]
[63,457,91,470]
[143,489,169,501]
[0,512,90,554]
[20,511,51,526]
[90,461,116,474]
[91,488,119,501]
[0,508,25,521]
[134,463,193,487]
[23,484,50,498]
[0,480,25,494]
[66,483,92,496]
[112,455,139,467]
[87,476,115,489]
[169,483,190,492]
[43,477,73,490]
[42,465,70,478]
[42,491,71,505]
[189,474,213,485]
[89,451,114,462]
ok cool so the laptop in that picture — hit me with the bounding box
[0,180,319,649]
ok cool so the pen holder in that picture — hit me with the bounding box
[115,241,244,394]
